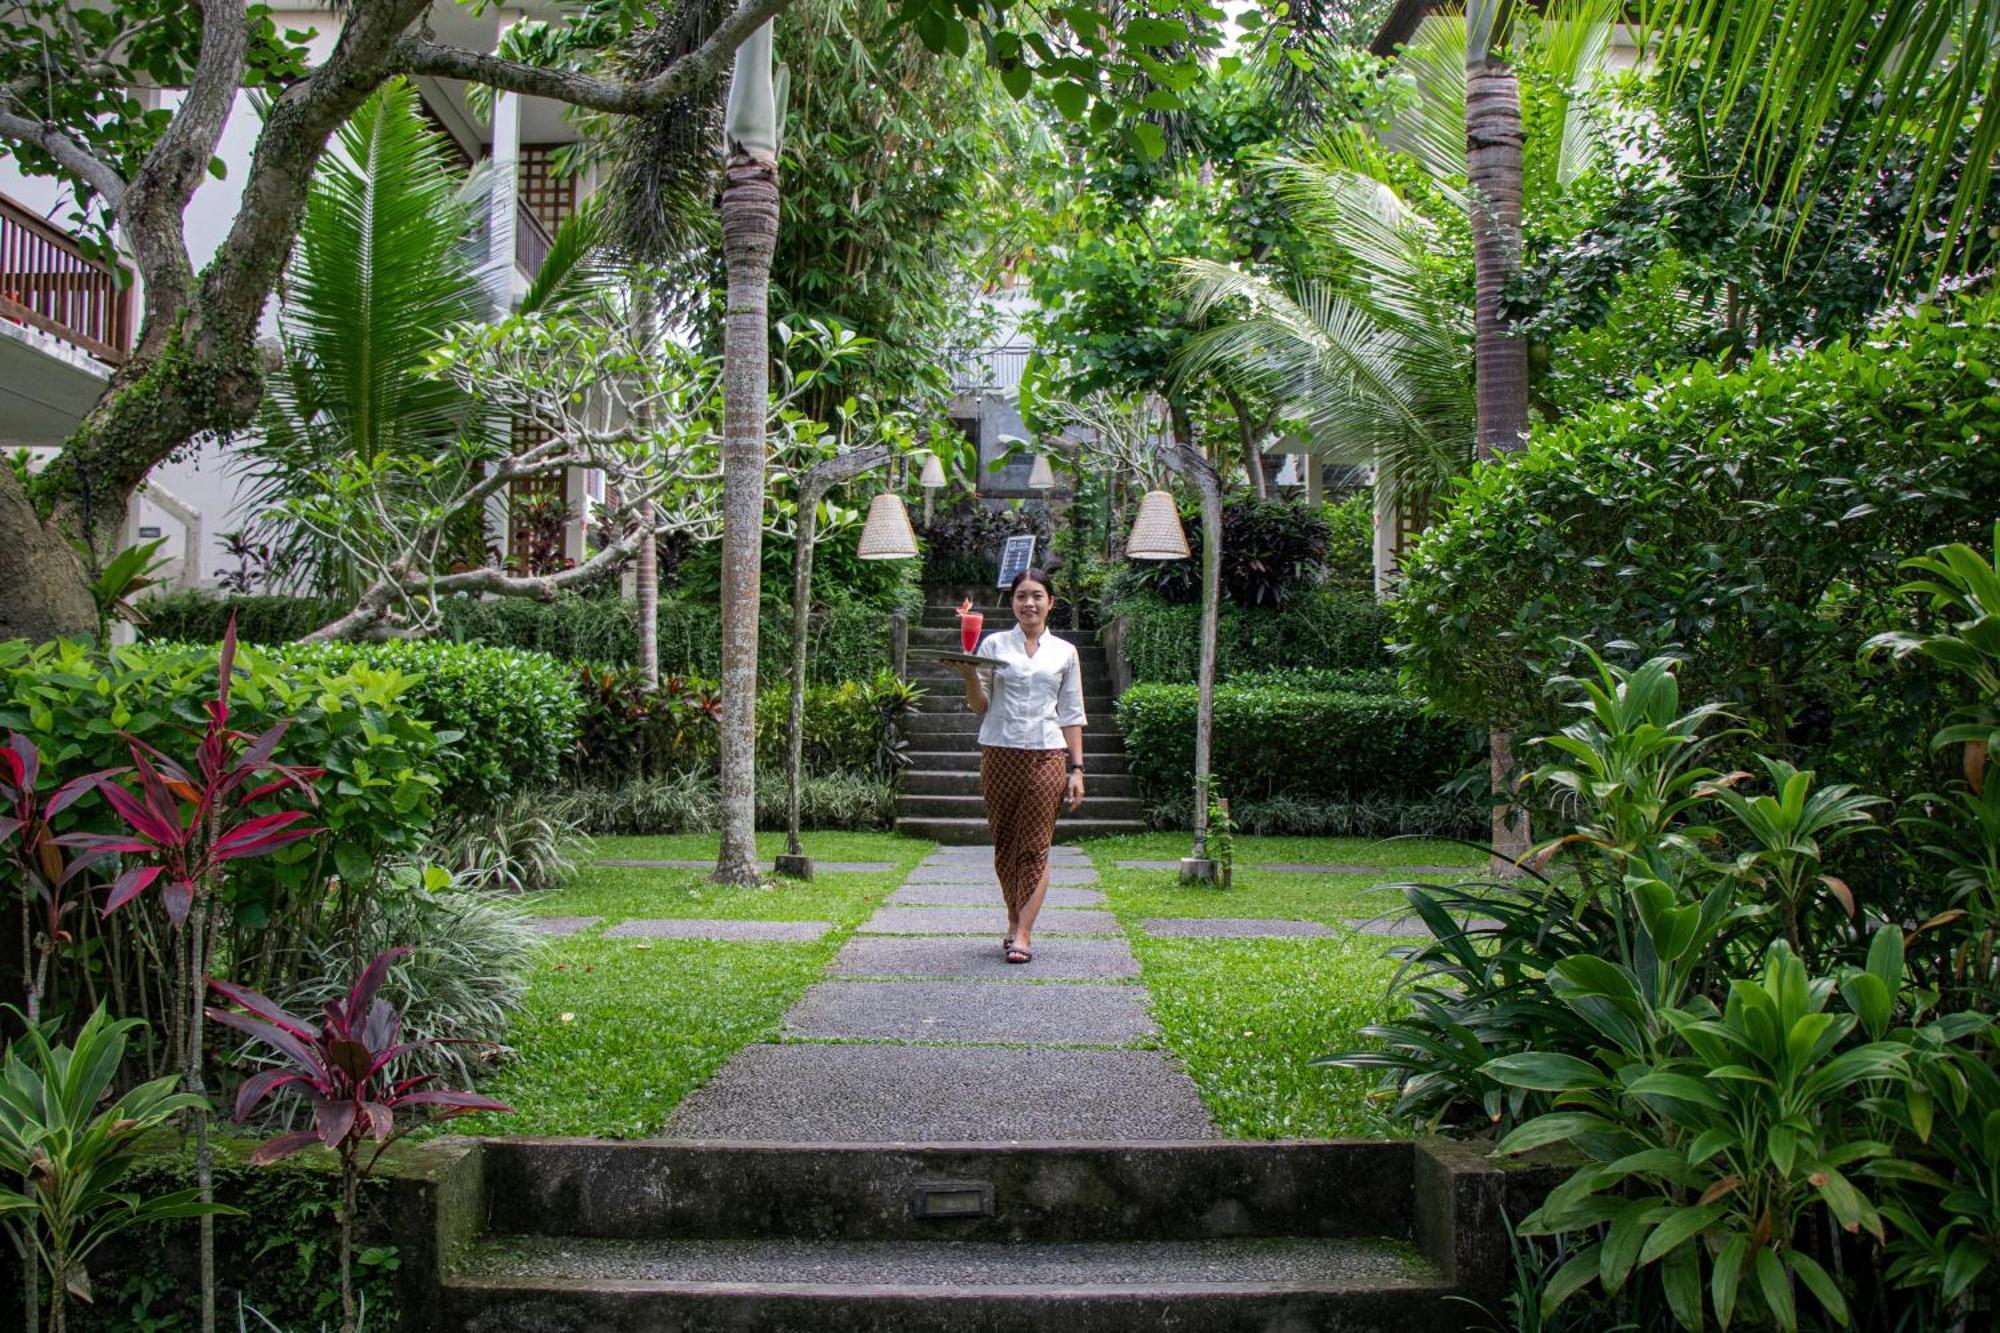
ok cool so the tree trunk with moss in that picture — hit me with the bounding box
[1466,3,1533,871]
[713,22,783,887]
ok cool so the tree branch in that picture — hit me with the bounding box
[393,0,794,115]
[0,102,127,210]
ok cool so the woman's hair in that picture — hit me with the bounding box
[1008,567,1056,600]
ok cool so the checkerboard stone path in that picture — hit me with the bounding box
[662,844,1217,1142]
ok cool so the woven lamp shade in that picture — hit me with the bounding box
[856,492,919,560]
[1126,489,1191,560]
[1027,453,1056,489]
[918,451,947,488]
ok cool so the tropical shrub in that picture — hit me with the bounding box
[1143,792,1486,839]
[1119,494,1332,607]
[1393,296,2000,806]
[551,771,897,836]
[136,588,901,687]
[270,640,579,814]
[1321,492,1374,593]
[426,796,589,896]
[1107,586,1391,682]
[0,1007,229,1333]
[1117,678,1470,804]
[209,948,510,1333]
[918,493,1046,588]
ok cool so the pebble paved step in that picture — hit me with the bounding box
[898,794,1150,822]
[782,978,1153,1043]
[905,750,1129,775]
[905,770,1139,799]
[897,815,1151,844]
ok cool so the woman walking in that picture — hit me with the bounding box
[948,568,1087,964]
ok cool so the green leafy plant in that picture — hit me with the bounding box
[85,538,170,637]
[0,1006,232,1333]
[1489,934,1913,1332]
[1707,755,1883,963]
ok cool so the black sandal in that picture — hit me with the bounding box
[1005,944,1032,964]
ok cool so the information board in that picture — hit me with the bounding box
[995,534,1037,589]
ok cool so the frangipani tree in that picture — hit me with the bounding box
[291,292,730,642]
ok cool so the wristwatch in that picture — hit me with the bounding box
[1068,761,1085,773]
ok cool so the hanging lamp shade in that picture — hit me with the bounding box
[1027,452,1056,489]
[918,451,947,489]
[856,492,920,560]
[1126,489,1192,560]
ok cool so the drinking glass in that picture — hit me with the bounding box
[960,610,984,654]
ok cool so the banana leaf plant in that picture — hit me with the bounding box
[208,946,511,1333]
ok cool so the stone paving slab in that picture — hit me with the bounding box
[830,935,1140,980]
[904,867,1101,886]
[1142,917,1338,939]
[596,859,897,873]
[888,883,1107,908]
[782,980,1155,1045]
[524,916,600,937]
[601,919,834,942]
[921,848,1091,866]
[858,906,1120,936]
[662,1045,1215,1141]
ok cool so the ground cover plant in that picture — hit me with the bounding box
[1077,834,1482,1138]
[464,833,929,1137]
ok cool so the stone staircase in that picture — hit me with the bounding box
[396,1137,1560,1332]
[895,597,1150,844]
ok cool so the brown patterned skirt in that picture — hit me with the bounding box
[979,746,1068,915]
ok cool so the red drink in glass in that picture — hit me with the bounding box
[960,610,984,654]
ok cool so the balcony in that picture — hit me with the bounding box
[0,192,133,365]
[514,199,553,278]
[949,345,1030,394]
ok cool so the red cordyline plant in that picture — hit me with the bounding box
[53,616,322,1333]
[0,733,121,1026]
[208,947,512,1333]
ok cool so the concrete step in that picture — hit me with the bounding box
[898,815,1151,844]
[909,626,1107,655]
[902,751,1130,777]
[896,793,1149,820]
[912,695,1115,717]
[905,715,1124,742]
[445,1235,1454,1331]
[902,770,1139,799]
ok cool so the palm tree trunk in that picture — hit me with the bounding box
[1466,23,1534,872]
[714,25,782,887]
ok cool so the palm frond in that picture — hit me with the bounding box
[517,196,617,316]
[238,78,488,597]
[1640,0,2000,282]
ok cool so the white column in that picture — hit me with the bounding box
[486,33,523,308]
[1371,465,1397,599]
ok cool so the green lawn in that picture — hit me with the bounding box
[1076,834,1435,1140]
[1080,831,1486,868]
[466,832,930,1137]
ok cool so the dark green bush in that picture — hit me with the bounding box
[1107,587,1391,682]
[73,1139,408,1332]
[1120,494,1332,607]
[1392,296,2000,813]
[1117,679,1471,803]
[918,493,1048,587]
[136,589,899,686]
[553,770,897,835]
[1321,491,1374,593]
[271,640,582,814]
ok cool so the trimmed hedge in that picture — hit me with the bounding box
[266,640,581,815]
[552,771,898,835]
[1117,679,1472,803]
[1144,792,1487,839]
[136,589,900,686]
[1107,587,1391,683]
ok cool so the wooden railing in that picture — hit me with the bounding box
[514,198,553,277]
[0,192,133,364]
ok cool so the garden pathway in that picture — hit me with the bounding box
[661,844,1219,1142]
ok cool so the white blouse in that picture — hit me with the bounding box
[975,626,1088,751]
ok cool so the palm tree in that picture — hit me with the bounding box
[713,21,786,887]
[1643,0,2000,285]
[239,78,489,599]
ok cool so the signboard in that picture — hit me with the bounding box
[995,534,1037,589]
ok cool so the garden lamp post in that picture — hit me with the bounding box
[1128,440,1224,884]
[777,447,896,881]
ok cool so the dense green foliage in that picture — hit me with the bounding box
[1393,297,2000,806]
[553,771,898,836]
[1120,495,1333,607]
[72,1143,404,1332]
[137,589,899,688]
[0,637,442,911]
[270,640,581,815]
[1117,677,1469,804]
[1108,587,1390,682]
